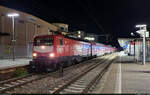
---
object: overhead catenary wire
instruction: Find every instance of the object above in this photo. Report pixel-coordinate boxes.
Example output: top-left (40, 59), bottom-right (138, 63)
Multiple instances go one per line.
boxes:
top-left (76, 0), bottom-right (105, 34)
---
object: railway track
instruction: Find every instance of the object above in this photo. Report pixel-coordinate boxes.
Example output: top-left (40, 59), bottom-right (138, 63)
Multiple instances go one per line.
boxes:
top-left (0, 73), bottom-right (42, 93)
top-left (51, 53), bottom-right (117, 94)
top-left (0, 65), bottom-right (29, 81)
top-left (0, 56), bottom-right (105, 93)
top-left (0, 53), bottom-right (117, 94)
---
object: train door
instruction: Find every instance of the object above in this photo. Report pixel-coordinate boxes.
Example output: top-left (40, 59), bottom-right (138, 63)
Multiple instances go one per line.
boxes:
top-left (59, 37), bottom-right (64, 57)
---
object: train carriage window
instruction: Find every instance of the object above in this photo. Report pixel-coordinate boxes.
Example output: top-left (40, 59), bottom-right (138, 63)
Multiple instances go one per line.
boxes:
top-left (60, 38), bottom-right (63, 45)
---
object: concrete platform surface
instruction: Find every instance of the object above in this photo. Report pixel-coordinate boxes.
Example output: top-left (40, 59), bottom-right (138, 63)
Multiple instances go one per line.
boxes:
top-left (0, 58), bottom-right (31, 70)
top-left (121, 63), bottom-right (150, 93)
top-left (92, 59), bottom-right (150, 93)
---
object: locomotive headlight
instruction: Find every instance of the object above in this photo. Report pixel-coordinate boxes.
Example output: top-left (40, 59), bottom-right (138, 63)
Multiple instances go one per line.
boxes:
top-left (41, 45), bottom-right (45, 49)
top-left (49, 53), bottom-right (55, 58)
top-left (33, 53), bottom-right (37, 57)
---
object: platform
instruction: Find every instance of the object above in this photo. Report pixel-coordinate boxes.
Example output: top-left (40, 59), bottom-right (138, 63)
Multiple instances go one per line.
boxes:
top-left (92, 55), bottom-right (150, 93)
top-left (0, 58), bottom-right (31, 70)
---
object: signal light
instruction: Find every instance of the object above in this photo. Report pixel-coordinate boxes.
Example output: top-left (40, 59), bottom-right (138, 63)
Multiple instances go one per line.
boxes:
top-left (49, 53), bottom-right (55, 58)
top-left (33, 53), bottom-right (37, 57)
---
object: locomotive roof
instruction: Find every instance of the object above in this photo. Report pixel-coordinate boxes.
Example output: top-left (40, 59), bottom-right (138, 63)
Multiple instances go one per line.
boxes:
top-left (34, 34), bottom-right (115, 48)
top-left (34, 34), bottom-right (91, 43)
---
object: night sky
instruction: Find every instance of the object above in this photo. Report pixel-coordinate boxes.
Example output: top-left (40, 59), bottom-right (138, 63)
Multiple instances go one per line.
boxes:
top-left (0, 0), bottom-right (150, 48)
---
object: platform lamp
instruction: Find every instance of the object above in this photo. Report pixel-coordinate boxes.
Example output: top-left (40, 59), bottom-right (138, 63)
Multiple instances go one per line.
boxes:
top-left (131, 32), bottom-right (136, 62)
top-left (7, 13), bottom-right (20, 61)
top-left (135, 24), bottom-right (147, 65)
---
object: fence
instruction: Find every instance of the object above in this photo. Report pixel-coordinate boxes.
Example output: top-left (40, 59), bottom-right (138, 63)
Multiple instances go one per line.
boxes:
top-left (128, 40), bottom-right (150, 62)
top-left (0, 44), bottom-right (32, 59)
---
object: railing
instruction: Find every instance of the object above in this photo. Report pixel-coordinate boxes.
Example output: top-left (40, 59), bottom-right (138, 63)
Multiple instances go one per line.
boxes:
top-left (0, 45), bottom-right (32, 59)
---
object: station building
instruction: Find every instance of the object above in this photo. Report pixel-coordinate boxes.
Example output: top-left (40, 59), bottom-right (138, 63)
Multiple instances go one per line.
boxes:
top-left (0, 5), bottom-right (68, 58)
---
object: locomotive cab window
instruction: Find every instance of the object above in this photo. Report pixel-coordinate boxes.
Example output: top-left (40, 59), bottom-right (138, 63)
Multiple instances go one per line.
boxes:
top-left (34, 37), bottom-right (53, 46)
top-left (60, 38), bottom-right (63, 45)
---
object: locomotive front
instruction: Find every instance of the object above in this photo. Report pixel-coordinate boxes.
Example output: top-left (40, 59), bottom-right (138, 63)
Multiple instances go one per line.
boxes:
top-left (29, 35), bottom-right (56, 72)
top-left (33, 36), bottom-right (55, 59)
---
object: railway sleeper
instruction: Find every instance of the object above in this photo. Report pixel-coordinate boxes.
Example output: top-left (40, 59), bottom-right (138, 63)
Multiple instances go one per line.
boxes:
top-left (76, 79), bottom-right (85, 82)
top-left (70, 84), bottom-right (86, 88)
top-left (63, 88), bottom-right (82, 93)
top-left (17, 80), bottom-right (25, 83)
top-left (22, 78), bottom-right (31, 81)
top-left (0, 87), bottom-right (5, 89)
top-left (10, 82), bottom-right (20, 85)
top-left (4, 84), bottom-right (14, 87)
top-left (59, 90), bottom-right (78, 94)
top-left (73, 82), bottom-right (86, 85)
top-left (67, 86), bottom-right (84, 90)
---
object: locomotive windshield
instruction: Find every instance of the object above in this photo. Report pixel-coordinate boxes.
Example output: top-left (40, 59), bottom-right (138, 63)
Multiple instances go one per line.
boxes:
top-left (34, 37), bottom-right (53, 46)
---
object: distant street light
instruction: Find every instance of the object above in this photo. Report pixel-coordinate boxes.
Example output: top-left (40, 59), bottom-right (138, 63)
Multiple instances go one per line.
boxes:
top-left (84, 37), bottom-right (95, 41)
top-left (135, 24), bottom-right (147, 65)
top-left (7, 13), bottom-right (20, 61)
top-left (131, 32), bottom-right (135, 36)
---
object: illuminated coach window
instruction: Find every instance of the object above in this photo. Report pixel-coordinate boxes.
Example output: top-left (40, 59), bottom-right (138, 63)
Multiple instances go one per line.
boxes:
top-left (60, 38), bottom-right (63, 45)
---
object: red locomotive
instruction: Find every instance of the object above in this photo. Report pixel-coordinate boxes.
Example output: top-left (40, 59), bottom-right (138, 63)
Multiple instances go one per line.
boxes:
top-left (29, 34), bottom-right (116, 72)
